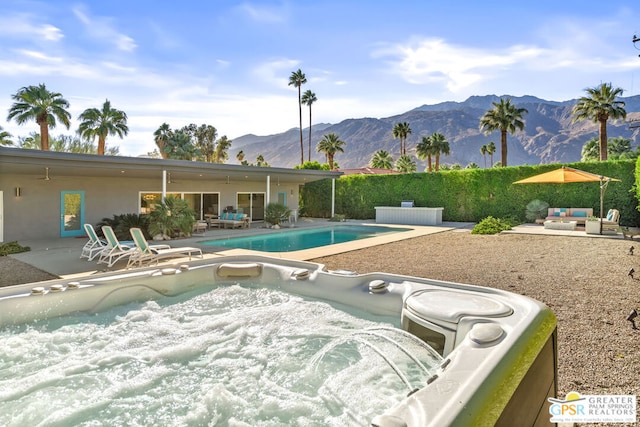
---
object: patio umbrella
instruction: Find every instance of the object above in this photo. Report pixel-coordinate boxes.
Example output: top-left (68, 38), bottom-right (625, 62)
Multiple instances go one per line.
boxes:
top-left (513, 166), bottom-right (620, 234)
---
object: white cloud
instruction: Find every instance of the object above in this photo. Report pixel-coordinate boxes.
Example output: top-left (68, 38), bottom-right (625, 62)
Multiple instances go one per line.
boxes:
top-left (373, 38), bottom-right (548, 93)
top-left (237, 2), bottom-right (289, 23)
top-left (0, 15), bottom-right (63, 42)
top-left (253, 58), bottom-right (300, 88)
top-left (39, 24), bottom-right (63, 41)
top-left (15, 49), bottom-right (64, 63)
top-left (72, 5), bottom-right (137, 52)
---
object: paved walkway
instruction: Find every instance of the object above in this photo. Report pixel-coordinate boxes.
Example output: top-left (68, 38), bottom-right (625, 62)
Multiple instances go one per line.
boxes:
top-left (8, 219), bottom-right (624, 281)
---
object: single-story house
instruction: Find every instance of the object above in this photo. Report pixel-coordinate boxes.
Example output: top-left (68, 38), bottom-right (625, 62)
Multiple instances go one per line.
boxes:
top-left (0, 147), bottom-right (342, 242)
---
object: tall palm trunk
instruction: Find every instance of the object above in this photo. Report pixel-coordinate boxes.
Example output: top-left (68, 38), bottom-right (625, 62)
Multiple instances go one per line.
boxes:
top-left (599, 118), bottom-right (608, 161)
top-left (308, 106), bottom-right (312, 162)
top-left (37, 116), bottom-right (49, 151)
top-left (500, 130), bottom-right (508, 167)
top-left (427, 155), bottom-right (433, 172)
top-left (298, 87), bottom-right (304, 165)
top-left (98, 135), bottom-right (106, 155)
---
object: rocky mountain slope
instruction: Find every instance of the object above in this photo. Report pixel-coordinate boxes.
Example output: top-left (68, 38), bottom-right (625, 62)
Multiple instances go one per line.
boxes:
top-left (230, 95), bottom-right (640, 169)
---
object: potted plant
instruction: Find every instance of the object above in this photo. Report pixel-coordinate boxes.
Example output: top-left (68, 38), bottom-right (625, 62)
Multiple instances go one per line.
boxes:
top-left (585, 216), bottom-right (600, 234)
top-left (265, 203), bottom-right (291, 229)
top-left (525, 199), bottom-right (549, 224)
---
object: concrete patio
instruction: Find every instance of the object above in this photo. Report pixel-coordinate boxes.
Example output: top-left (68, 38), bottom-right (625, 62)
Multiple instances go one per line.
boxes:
top-left (6, 219), bottom-right (626, 282)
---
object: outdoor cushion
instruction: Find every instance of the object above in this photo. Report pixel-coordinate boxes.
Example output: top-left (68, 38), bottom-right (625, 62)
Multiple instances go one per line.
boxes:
top-left (606, 210), bottom-right (614, 221)
top-left (573, 211), bottom-right (587, 217)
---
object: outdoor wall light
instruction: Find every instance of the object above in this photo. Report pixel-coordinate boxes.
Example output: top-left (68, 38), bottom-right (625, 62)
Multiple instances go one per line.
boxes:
top-left (15, 187), bottom-right (21, 197)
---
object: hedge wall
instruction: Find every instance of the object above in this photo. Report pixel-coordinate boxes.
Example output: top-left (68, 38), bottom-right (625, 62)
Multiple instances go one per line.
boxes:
top-left (300, 160), bottom-right (640, 227)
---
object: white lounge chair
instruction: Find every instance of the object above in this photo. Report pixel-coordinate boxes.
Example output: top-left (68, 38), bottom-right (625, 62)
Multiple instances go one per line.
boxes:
top-left (127, 227), bottom-right (203, 268)
top-left (97, 225), bottom-right (140, 267)
top-left (80, 224), bottom-right (107, 261)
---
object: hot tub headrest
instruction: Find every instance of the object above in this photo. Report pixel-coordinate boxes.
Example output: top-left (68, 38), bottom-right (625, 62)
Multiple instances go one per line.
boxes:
top-left (216, 263), bottom-right (263, 279)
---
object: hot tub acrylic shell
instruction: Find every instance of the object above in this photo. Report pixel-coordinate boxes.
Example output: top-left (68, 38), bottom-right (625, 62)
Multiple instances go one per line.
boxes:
top-left (0, 255), bottom-right (557, 427)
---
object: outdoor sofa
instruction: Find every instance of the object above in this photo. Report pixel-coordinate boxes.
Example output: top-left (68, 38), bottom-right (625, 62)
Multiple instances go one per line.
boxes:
top-left (545, 208), bottom-right (593, 225)
top-left (208, 212), bottom-right (250, 229)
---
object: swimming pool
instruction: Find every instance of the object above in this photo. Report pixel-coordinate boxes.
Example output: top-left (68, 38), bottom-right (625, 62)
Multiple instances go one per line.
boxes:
top-left (200, 225), bottom-right (411, 252)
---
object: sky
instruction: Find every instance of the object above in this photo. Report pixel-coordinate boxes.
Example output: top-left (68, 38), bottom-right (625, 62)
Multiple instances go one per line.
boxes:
top-left (1, 0), bottom-right (640, 157)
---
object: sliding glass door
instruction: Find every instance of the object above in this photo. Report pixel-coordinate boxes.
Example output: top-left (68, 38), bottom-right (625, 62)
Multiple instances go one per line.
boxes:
top-left (237, 192), bottom-right (265, 221)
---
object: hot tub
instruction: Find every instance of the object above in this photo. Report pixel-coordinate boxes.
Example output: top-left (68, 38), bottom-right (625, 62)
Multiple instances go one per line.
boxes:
top-left (0, 256), bottom-right (557, 426)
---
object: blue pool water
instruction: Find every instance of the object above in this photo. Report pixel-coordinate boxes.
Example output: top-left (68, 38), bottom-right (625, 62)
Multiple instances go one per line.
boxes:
top-left (200, 225), bottom-right (410, 252)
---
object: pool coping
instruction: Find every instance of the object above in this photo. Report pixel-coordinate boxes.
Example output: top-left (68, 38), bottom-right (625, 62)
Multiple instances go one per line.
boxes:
top-left (205, 221), bottom-right (472, 261)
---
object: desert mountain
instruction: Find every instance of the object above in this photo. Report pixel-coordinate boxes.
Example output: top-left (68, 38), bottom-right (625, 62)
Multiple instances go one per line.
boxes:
top-left (230, 95), bottom-right (640, 169)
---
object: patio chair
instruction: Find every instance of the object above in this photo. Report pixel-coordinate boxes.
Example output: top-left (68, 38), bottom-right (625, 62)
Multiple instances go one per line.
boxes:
top-left (601, 209), bottom-right (620, 232)
top-left (80, 224), bottom-right (107, 261)
top-left (97, 226), bottom-right (141, 267)
top-left (127, 227), bottom-right (203, 268)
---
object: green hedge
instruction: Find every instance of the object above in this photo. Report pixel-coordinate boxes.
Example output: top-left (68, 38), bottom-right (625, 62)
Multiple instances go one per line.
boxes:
top-left (301, 160), bottom-right (640, 226)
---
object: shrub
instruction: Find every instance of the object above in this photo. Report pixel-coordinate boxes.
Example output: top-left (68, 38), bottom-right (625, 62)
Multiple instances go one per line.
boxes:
top-left (471, 216), bottom-right (514, 235)
top-left (525, 199), bottom-right (549, 222)
top-left (265, 203), bottom-right (291, 226)
top-left (96, 213), bottom-right (150, 240)
top-left (0, 241), bottom-right (30, 256)
top-left (148, 196), bottom-right (196, 239)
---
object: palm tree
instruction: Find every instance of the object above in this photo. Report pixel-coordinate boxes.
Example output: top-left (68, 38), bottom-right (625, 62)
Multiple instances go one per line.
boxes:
top-left (213, 135), bottom-right (232, 164)
top-left (479, 98), bottom-right (528, 167)
top-left (0, 126), bottom-right (12, 146)
top-left (153, 123), bottom-right (172, 159)
top-left (255, 154), bottom-right (270, 167)
top-left (480, 144), bottom-right (488, 168)
top-left (487, 141), bottom-right (496, 166)
top-left (416, 135), bottom-right (435, 172)
top-left (316, 133), bottom-right (345, 170)
top-left (430, 132), bottom-right (450, 171)
top-left (7, 83), bottom-right (71, 151)
top-left (163, 130), bottom-right (200, 160)
top-left (288, 69), bottom-right (307, 165)
top-left (582, 136), bottom-right (634, 161)
top-left (581, 138), bottom-right (600, 161)
top-left (17, 132), bottom-right (40, 149)
top-left (236, 150), bottom-right (246, 164)
top-left (572, 82), bottom-right (626, 161)
top-left (395, 154), bottom-right (416, 173)
top-left (392, 122), bottom-right (412, 155)
top-left (77, 99), bottom-right (129, 155)
top-left (370, 150), bottom-right (394, 169)
top-left (194, 124), bottom-right (217, 162)
top-left (301, 90), bottom-right (317, 162)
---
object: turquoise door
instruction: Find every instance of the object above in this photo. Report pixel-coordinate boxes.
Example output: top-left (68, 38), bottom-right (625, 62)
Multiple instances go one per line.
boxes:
top-left (60, 191), bottom-right (85, 237)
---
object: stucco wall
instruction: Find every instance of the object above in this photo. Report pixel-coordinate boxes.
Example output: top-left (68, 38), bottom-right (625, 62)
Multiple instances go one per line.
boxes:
top-left (0, 174), bottom-right (299, 242)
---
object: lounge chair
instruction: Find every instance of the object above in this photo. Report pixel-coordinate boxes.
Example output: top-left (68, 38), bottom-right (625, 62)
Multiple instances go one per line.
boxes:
top-left (127, 227), bottom-right (203, 268)
top-left (80, 224), bottom-right (107, 261)
top-left (97, 225), bottom-right (142, 267)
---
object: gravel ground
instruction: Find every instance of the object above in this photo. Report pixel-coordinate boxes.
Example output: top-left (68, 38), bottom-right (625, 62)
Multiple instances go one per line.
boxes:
top-left (0, 256), bottom-right (58, 286)
top-left (2, 230), bottom-right (639, 425)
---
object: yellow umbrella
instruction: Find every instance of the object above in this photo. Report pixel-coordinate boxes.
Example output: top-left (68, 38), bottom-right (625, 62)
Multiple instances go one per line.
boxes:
top-left (514, 166), bottom-right (620, 234)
